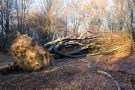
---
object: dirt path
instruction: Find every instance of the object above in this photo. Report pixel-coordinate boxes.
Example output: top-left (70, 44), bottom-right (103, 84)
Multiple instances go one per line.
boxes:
top-left (0, 52), bottom-right (135, 90)
top-left (0, 53), bottom-right (13, 67)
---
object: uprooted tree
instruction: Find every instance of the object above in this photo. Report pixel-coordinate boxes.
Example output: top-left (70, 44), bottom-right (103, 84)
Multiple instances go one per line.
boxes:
top-left (9, 31), bottom-right (133, 71)
top-left (0, 0), bottom-right (134, 72)
top-left (11, 35), bottom-right (53, 71)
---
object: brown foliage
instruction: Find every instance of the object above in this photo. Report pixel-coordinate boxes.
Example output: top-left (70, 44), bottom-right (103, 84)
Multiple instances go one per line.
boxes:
top-left (94, 32), bottom-right (132, 54)
top-left (11, 35), bottom-right (52, 71)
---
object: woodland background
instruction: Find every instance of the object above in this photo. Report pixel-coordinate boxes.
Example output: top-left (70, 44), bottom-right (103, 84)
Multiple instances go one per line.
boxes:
top-left (0, 0), bottom-right (135, 53)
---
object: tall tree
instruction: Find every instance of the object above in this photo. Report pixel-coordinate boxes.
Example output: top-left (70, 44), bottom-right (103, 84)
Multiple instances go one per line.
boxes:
top-left (0, 0), bottom-right (14, 52)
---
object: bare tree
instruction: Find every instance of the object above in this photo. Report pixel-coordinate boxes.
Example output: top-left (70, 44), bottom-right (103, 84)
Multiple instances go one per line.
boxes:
top-left (15, 0), bottom-right (32, 34)
top-left (0, 0), bottom-right (14, 52)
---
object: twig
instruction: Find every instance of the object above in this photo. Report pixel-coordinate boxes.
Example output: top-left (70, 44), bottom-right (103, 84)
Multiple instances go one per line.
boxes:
top-left (97, 70), bottom-right (121, 90)
top-left (78, 60), bottom-right (121, 90)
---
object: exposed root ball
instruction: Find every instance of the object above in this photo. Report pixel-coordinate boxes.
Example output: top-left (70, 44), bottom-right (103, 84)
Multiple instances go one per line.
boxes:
top-left (11, 35), bottom-right (32, 61)
top-left (11, 35), bottom-right (52, 71)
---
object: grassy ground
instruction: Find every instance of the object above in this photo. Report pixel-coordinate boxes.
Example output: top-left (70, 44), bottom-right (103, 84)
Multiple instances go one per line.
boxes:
top-left (0, 52), bottom-right (135, 90)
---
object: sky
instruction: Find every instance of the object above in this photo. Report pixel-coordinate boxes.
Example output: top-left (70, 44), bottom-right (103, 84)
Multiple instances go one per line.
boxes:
top-left (32, 0), bottom-right (114, 9)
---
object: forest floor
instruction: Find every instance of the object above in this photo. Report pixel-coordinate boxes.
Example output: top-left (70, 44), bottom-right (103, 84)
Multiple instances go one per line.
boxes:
top-left (0, 52), bottom-right (135, 90)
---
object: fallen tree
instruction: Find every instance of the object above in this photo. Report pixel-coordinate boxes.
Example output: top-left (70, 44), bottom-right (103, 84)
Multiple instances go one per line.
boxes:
top-left (1, 32), bottom-right (131, 71)
top-left (44, 32), bottom-right (132, 58)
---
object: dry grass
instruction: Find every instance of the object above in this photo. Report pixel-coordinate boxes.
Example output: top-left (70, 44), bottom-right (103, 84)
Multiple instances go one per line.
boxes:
top-left (92, 32), bottom-right (133, 55)
top-left (11, 35), bottom-right (52, 71)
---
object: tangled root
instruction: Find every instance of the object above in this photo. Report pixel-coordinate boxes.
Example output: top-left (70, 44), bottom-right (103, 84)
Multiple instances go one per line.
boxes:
top-left (11, 35), bottom-right (52, 71)
top-left (11, 35), bottom-right (32, 61)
